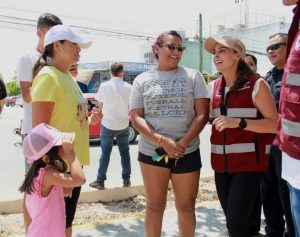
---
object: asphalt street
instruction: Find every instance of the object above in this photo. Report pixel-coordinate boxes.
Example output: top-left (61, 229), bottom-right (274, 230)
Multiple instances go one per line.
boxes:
top-left (0, 106), bottom-right (213, 202)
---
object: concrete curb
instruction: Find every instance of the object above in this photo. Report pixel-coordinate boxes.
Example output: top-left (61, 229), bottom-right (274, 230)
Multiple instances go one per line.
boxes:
top-left (78, 185), bottom-right (145, 203)
top-left (0, 185), bottom-right (146, 214)
top-left (0, 177), bottom-right (213, 214)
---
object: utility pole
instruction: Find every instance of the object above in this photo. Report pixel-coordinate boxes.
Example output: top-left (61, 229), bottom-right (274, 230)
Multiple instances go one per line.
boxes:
top-left (245, 0), bottom-right (249, 27)
top-left (199, 13), bottom-right (203, 73)
top-left (235, 0), bottom-right (249, 27)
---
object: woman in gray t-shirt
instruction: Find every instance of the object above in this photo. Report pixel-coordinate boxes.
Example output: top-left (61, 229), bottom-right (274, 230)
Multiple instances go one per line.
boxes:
top-left (129, 30), bottom-right (209, 236)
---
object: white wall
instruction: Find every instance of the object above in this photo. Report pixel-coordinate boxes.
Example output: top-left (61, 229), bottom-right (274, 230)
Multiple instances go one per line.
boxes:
top-left (210, 21), bottom-right (290, 76)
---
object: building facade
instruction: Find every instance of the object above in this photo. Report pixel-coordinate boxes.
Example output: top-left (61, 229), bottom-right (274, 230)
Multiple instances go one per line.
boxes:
top-left (207, 21), bottom-right (290, 75)
top-left (78, 61), bottom-right (155, 93)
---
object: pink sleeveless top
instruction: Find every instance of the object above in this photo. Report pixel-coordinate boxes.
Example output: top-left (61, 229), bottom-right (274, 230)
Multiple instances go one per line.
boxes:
top-left (26, 167), bottom-right (65, 237)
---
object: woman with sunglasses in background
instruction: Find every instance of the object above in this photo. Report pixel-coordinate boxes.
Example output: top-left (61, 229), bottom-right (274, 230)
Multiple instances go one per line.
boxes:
top-left (130, 30), bottom-right (210, 236)
top-left (204, 36), bottom-right (278, 237)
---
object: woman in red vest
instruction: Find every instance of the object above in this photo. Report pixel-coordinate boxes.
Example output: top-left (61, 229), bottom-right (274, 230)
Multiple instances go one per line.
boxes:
top-left (275, 0), bottom-right (300, 235)
top-left (204, 36), bottom-right (277, 237)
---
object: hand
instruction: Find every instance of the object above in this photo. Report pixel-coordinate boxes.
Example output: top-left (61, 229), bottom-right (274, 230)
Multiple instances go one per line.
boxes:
top-left (63, 187), bottom-right (73, 198)
top-left (212, 116), bottom-right (239, 132)
top-left (62, 133), bottom-right (76, 159)
top-left (161, 137), bottom-right (184, 159)
top-left (175, 140), bottom-right (187, 158)
top-left (89, 107), bottom-right (102, 125)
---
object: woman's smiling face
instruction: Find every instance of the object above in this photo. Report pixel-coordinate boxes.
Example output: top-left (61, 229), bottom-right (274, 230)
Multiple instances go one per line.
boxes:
top-left (156, 34), bottom-right (184, 71)
top-left (212, 44), bottom-right (240, 73)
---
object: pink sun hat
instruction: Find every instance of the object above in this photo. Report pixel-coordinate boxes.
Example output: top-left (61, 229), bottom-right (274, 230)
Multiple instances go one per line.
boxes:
top-left (23, 123), bottom-right (75, 164)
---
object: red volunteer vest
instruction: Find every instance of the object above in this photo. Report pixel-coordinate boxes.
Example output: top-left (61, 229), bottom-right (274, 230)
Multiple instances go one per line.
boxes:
top-left (211, 75), bottom-right (273, 173)
top-left (274, 29), bottom-right (300, 160)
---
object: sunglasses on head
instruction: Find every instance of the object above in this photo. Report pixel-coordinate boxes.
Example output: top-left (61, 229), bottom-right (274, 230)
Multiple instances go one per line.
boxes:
top-left (266, 43), bottom-right (287, 52)
top-left (162, 43), bottom-right (186, 52)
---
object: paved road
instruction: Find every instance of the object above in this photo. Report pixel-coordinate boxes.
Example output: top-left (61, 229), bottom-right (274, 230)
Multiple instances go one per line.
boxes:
top-left (72, 201), bottom-right (228, 237)
top-left (0, 106), bottom-right (213, 201)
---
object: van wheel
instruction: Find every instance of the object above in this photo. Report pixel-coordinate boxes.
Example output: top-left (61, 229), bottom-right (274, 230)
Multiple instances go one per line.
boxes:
top-left (128, 124), bottom-right (138, 144)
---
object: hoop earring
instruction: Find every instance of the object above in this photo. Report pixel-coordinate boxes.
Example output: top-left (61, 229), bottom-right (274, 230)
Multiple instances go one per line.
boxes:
top-left (46, 56), bottom-right (52, 65)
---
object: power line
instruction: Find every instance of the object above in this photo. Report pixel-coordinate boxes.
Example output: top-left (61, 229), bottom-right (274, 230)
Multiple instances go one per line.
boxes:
top-left (0, 4), bottom-right (195, 37)
top-left (0, 19), bottom-right (35, 27)
top-left (0, 5), bottom-right (171, 38)
top-left (0, 13), bottom-right (157, 40)
top-left (0, 14), bottom-right (36, 23)
top-left (71, 25), bottom-right (153, 39)
top-left (0, 8), bottom-right (279, 53)
top-left (0, 5), bottom-right (42, 15)
top-left (0, 14), bottom-right (204, 44)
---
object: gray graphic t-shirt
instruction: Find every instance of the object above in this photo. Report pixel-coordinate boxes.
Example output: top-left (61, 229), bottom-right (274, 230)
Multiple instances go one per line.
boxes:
top-left (129, 66), bottom-right (209, 156)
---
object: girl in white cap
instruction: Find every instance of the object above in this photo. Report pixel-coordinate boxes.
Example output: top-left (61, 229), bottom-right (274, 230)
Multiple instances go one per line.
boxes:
top-left (204, 36), bottom-right (277, 237)
top-left (19, 123), bottom-right (85, 237)
top-left (30, 25), bottom-right (101, 237)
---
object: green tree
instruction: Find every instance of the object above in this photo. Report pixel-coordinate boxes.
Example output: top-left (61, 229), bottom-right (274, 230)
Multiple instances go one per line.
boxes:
top-left (6, 77), bottom-right (20, 96)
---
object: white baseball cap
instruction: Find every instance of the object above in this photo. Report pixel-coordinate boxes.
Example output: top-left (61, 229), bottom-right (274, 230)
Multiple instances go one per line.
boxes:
top-left (44, 25), bottom-right (92, 49)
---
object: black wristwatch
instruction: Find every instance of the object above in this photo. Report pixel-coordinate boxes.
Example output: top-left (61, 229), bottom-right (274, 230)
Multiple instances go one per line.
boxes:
top-left (239, 118), bottom-right (247, 130)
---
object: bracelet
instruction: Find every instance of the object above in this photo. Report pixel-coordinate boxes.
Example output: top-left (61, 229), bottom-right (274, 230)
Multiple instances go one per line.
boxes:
top-left (157, 135), bottom-right (163, 147)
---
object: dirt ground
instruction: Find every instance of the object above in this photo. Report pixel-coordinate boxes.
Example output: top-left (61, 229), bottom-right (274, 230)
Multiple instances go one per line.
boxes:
top-left (0, 178), bottom-right (218, 237)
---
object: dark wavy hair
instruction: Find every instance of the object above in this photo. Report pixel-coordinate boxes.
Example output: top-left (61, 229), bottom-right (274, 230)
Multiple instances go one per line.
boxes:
top-left (245, 53), bottom-right (257, 66)
top-left (19, 146), bottom-right (67, 195)
top-left (230, 59), bottom-right (254, 91)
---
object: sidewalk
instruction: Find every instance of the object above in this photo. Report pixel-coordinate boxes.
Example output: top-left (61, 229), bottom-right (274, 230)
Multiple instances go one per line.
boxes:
top-left (72, 201), bottom-right (227, 237)
top-left (10, 201), bottom-right (228, 237)
top-left (72, 199), bottom-right (266, 237)
top-left (10, 198), bottom-right (267, 237)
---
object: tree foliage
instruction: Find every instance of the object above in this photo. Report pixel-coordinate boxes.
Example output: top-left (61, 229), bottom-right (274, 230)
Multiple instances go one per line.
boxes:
top-left (6, 77), bottom-right (20, 96)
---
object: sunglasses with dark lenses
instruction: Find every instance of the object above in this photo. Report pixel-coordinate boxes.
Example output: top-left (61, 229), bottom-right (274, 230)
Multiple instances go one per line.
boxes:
top-left (266, 43), bottom-right (287, 52)
top-left (163, 43), bottom-right (186, 52)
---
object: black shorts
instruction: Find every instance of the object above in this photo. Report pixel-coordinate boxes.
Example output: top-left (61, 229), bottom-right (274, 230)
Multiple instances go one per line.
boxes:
top-left (65, 185), bottom-right (81, 228)
top-left (138, 148), bottom-right (202, 174)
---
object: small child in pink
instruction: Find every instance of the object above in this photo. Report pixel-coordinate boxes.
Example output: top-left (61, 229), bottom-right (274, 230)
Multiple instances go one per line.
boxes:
top-left (19, 123), bottom-right (86, 237)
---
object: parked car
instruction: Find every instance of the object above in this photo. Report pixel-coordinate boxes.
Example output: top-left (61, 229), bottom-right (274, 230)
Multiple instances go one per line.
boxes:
top-left (4, 96), bottom-right (19, 107)
top-left (83, 93), bottom-right (138, 144)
